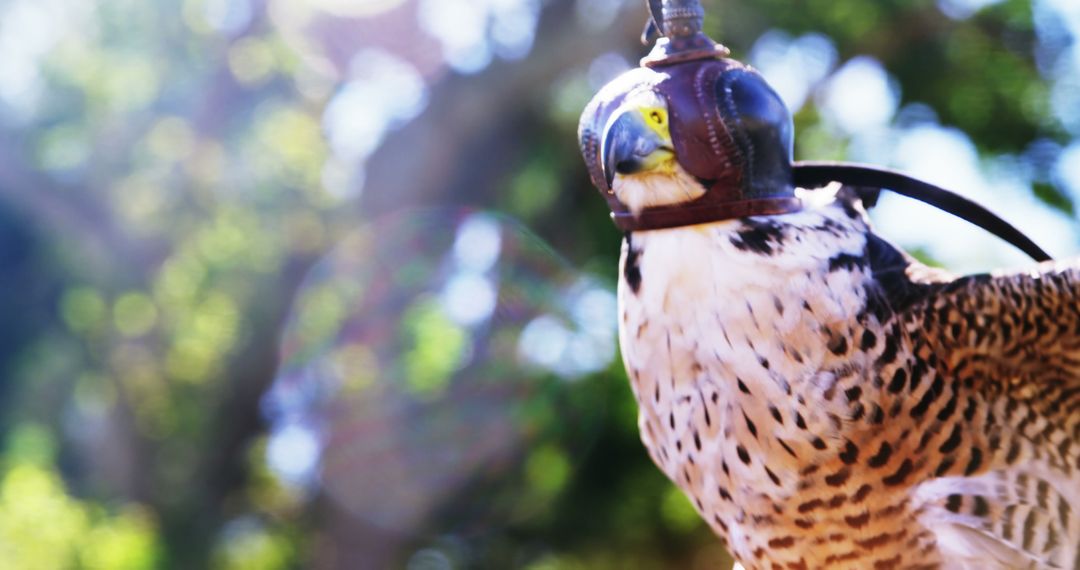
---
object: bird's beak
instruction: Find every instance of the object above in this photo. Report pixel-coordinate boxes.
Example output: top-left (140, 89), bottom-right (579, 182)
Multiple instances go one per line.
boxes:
top-left (601, 111), bottom-right (672, 189)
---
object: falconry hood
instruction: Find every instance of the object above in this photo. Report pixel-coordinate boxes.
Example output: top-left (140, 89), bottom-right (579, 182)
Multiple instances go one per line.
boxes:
top-left (578, 0), bottom-right (1052, 262)
top-left (578, 0), bottom-right (801, 232)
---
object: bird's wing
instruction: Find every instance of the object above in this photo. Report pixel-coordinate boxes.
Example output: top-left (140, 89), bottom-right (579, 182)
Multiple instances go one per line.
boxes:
top-left (915, 458), bottom-right (1074, 569)
top-left (919, 262), bottom-right (1080, 386)
top-left (900, 260), bottom-right (1080, 568)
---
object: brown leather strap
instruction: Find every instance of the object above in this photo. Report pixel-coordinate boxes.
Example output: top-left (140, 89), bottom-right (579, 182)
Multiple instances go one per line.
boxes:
top-left (611, 196), bottom-right (803, 231)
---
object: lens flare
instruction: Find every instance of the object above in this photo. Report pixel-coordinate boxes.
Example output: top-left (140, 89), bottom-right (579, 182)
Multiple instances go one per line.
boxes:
top-left (267, 209), bottom-right (615, 536)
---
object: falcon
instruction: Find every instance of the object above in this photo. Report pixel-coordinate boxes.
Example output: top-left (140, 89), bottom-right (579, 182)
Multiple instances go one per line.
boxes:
top-left (578, 2), bottom-right (1080, 569)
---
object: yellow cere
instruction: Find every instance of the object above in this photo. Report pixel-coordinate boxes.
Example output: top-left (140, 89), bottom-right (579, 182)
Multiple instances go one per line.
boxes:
top-left (640, 106), bottom-right (671, 141)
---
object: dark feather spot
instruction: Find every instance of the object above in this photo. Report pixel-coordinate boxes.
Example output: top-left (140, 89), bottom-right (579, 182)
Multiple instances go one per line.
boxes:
top-left (828, 252), bottom-right (865, 273)
top-left (731, 220), bottom-right (785, 255)
top-left (972, 495), bottom-right (990, 517)
top-left (962, 397), bottom-right (977, 422)
top-left (877, 336), bottom-right (898, 366)
top-left (844, 386), bottom-right (862, 403)
top-left (768, 536), bottom-right (796, 549)
top-left (778, 438), bottom-right (798, 458)
top-left (935, 456), bottom-right (955, 477)
top-left (737, 445), bottom-right (751, 465)
top-left (840, 440), bottom-right (859, 464)
top-left (872, 555), bottom-right (902, 570)
top-left (916, 430), bottom-right (935, 453)
top-left (1022, 507), bottom-right (1037, 551)
top-left (844, 511), bottom-right (870, 529)
top-left (868, 442), bottom-right (893, 468)
top-left (887, 368), bottom-right (907, 393)
top-left (936, 393), bottom-right (958, 421)
top-left (964, 448), bottom-right (983, 475)
top-left (860, 330), bottom-right (877, 350)
top-left (882, 459), bottom-right (913, 486)
top-left (623, 234), bottom-right (642, 294)
top-left (737, 378), bottom-right (751, 395)
top-left (1005, 440), bottom-right (1021, 464)
top-left (909, 375), bottom-right (944, 418)
top-left (825, 468), bottom-right (851, 486)
top-left (743, 412), bottom-right (758, 438)
top-left (938, 424), bottom-right (962, 453)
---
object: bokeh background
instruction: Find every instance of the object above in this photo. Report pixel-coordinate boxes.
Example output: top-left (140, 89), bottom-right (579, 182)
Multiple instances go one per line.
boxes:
top-left (2, 0), bottom-right (1079, 568)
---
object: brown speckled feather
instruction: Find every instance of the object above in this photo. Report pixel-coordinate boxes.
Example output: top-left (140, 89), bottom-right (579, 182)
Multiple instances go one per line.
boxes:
top-left (618, 187), bottom-right (1080, 570)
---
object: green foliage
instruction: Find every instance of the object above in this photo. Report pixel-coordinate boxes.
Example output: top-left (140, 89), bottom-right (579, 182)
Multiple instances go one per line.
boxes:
top-left (0, 427), bottom-right (160, 569)
top-left (401, 298), bottom-right (467, 399)
top-left (211, 522), bottom-right (294, 570)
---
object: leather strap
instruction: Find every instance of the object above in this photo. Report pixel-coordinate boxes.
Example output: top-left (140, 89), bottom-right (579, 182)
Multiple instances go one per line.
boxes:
top-left (612, 196), bottom-right (802, 231)
top-left (614, 160), bottom-right (1051, 264)
top-left (793, 161), bottom-right (1052, 262)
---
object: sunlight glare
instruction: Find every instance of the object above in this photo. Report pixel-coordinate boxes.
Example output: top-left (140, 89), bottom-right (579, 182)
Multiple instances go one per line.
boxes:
top-left (441, 273), bottom-right (498, 326)
top-left (453, 214), bottom-right (503, 273)
top-left (323, 49), bottom-right (428, 164)
top-left (750, 31), bottom-right (836, 113)
top-left (1054, 141), bottom-right (1080, 204)
top-left (267, 423), bottom-right (321, 486)
top-left (519, 315), bottom-right (570, 370)
top-left (204, 0), bottom-right (253, 34)
top-left (306, 0), bottom-right (406, 18)
top-left (817, 56), bottom-right (898, 135)
top-left (0, 0), bottom-right (88, 121)
top-left (937, 0), bottom-right (1004, 20)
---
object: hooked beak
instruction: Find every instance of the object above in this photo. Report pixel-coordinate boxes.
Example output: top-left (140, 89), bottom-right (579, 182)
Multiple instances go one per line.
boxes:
top-left (601, 111), bottom-right (673, 189)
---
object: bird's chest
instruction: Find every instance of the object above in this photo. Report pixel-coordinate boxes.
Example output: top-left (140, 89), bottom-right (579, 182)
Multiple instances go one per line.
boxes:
top-left (617, 224), bottom-right (860, 472)
top-left (616, 222), bottom-right (925, 566)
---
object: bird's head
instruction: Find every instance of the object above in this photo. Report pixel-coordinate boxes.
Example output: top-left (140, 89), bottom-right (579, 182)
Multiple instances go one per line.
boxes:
top-left (579, 60), bottom-right (801, 231)
top-left (600, 89), bottom-right (706, 214)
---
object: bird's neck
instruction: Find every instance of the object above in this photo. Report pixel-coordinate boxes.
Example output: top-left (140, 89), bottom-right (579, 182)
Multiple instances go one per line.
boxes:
top-left (613, 164), bottom-right (707, 215)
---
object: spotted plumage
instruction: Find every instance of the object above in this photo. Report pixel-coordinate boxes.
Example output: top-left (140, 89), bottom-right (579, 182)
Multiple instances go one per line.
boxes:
top-left (617, 186), bottom-right (1080, 569)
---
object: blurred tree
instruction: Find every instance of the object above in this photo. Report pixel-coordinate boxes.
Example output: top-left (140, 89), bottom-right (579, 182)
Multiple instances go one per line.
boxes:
top-left (0, 0), bottom-right (1077, 568)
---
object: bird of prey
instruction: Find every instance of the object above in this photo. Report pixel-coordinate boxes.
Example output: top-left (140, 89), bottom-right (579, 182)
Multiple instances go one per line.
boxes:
top-left (578, 3), bottom-right (1079, 569)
